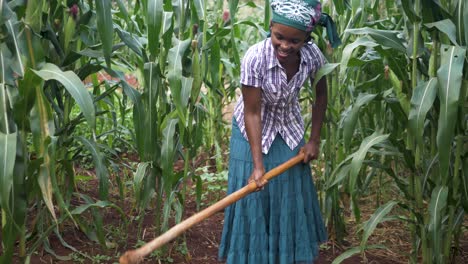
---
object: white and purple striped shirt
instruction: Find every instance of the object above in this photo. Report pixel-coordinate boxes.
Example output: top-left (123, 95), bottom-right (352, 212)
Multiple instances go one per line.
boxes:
top-left (234, 38), bottom-right (326, 154)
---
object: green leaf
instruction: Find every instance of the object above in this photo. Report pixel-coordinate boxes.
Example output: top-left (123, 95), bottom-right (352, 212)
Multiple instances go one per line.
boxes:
top-left (332, 245), bottom-right (386, 264)
top-left (76, 136), bottom-right (109, 200)
top-left (401, 0), bottom-right (421, 23)
top-left (0, 131), bottom-right (16, 213)
top-left (341, 93), bottom-right (377, 149)
top-left (264, 0), bottom-right (271, 30)
top-left (115, 0), bottom-right (129, 22)
top-left (115, 26), bottom-right (143, 57)
top-left (168, 38), bottom-right (191, 121)
top-left (408, 78), bottom-right (438, 144)
top-left (428, 186), bottom-right (448, 259)
top-left (349, 132), bottom-right (389, 221)
top-left (436, 45), bottom-right (466, 184)
top-left (462, 157), bottom-right (468, 211)
top-left (345, 27), bottom-right (406, 53)
top-left (229, 0), bottom-right (239, 23)
top-left (312, 63), bottom-right (340, 89)
top-left (191, 44), bottom-right (202, 100)
top-left (388, 68), bottom-right (410, 114)
top-left (168, 38), bottom-right (192, 77)
top-left (24, 0), bottom-right (44, 33)
top-left (161, 117), bottom-right (178, 178)
top-left (360, 201), bottom-right (397, 249)
top-left (147, 0), bottom-right (164, 56)
top-left (95, 0), bottom-right (114, 67)
top-left (193, 0), bottom-right (205, 20)
top-left (328, 163), bottom-right (352, 188)
top-left (141, 62), bottom-right (160, 160)
top-left (0, 0), bottom-right (14, 23)
top-left (30, 77), bottom-right (57, 222)
top-left (425, 19), bottom-right (458, 46)
top-left (33, 63), bottom-right (96, 130)
top-left (463, 0), bottom-right (468, 45)
top-left (133, 162), bottom-right (150, 203)
top-left (5, 19), bottom-right (24, 76)
top-left (71, 200), bottom-right (116, 215)
top-left (340, 36), bottom-right (379, 77)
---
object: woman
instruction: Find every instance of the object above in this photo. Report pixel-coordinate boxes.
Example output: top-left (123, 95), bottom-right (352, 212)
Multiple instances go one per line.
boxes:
top-left (218, 0), bottom-right (340, 263)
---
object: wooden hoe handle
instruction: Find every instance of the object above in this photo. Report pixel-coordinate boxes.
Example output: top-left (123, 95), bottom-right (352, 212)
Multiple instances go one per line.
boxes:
top-left (119, 151), bottom-right (305, 264)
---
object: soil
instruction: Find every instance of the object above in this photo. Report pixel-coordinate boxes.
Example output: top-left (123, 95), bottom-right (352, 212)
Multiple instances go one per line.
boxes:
top-left (7, 169), bottom-right (468, 264)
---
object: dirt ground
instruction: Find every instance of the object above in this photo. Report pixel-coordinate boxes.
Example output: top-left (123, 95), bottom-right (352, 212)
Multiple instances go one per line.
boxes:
top-left (7, 173), bottom-right (467, 264)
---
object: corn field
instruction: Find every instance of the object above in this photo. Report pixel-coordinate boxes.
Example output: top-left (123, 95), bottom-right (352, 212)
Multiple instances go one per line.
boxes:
top-left (0, 0), bottom-right (466, 263)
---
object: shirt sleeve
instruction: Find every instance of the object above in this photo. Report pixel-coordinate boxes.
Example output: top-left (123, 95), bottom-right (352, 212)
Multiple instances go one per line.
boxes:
top-left (240, 43), bottom-right (263, 88)
top-left (308, 43), bottom-right (327, 79)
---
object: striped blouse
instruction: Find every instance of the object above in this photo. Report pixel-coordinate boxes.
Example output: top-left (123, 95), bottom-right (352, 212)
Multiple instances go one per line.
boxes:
top-left (233, 38), bottom-right (326, 154)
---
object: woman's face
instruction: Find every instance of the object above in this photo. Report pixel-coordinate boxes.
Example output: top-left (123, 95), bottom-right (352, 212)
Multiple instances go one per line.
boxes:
top-left (270, 22), bottom-right (308, 64)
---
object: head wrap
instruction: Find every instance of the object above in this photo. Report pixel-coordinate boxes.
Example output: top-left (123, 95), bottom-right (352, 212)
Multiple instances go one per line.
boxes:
top-left (271, 0), bottom-right (342, 48)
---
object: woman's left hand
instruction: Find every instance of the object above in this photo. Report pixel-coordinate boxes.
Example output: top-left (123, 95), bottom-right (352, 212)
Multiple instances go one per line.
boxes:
top-left (301, 140), bottom-right (320, 163)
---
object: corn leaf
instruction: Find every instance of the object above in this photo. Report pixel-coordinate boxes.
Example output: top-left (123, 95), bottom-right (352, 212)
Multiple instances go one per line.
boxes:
top-left (76, 136), bottom-right (109, 200)
top-left (133, 162), bottom-right (150, 204)
top-left (264, 0), bottom-right (271, 30)
top-left (95, 0), bottom-right (113, 67)
top-left (141, 62), bottom-right (160, 161)
top-left (0, 49), bottom-right (9, 131)
top-left (349, 132), bottom-right (389, 221)
top-left (332, 245), bottom-right (386, 264)
top-left (340, 36), bottom-right (378, 77)
top-left (0, 131), bottom-right (16, 213)
top-left (30, 78), bottom-right (57, 222)
top-left (71, 200), bottom-right (124, 217)
top-left (33, 63), bottom-right (96, 130)
top-left (345, 27), bottom-right (406, 53)
top-left (115, 26), bottom-right (144, 57)
top-left (147, 0), bottom-right (163, 56)
top-left (341, 93), bottom-right (377, 149)
top-left (463, 154), bottom-right (468, 211)
top-left (328, 163), bottom-right (351, 188)
top-left (0, 0), bottom-right (14, 23)
top-left (312, 63), bottom-right (340, 89)
top-left (436, 45), bottom-right (465, 184)
top-left (428, 186), bottom-right (448, 261)
top-left (425, 19), bottom-right (458, 46)
top-left (191, 44), bottom-right (202, 100)
top-left (360, 201), bottom-right (397, 250)
top-left (6, 19), bottom-right (24, 76)
top-left (408, 78), bottom-right (438, 144)
top-left (115, 0), bottom-right (129, 22)
top-left (456, 0), bottom-right (467, 45)
top-left (24, 0), bottom-right (44, 33)
top-left (229, 0), bottom-right (239, 23)
top-left (161, 117), bottom-right (178, 178)
top-left (401, 0), bottom-right (421, 23)
top-left (192, 0), bottom-right (205, 21)
top-left (168, 38), bottom-right (191, 121)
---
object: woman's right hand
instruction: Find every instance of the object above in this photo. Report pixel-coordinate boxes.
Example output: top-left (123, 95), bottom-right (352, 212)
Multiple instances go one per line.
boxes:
top-left (248, 167), bottom-right (267, 191)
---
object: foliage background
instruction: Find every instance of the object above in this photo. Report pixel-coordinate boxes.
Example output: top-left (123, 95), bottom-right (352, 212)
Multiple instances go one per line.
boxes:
top-left (0, 0), bottom-right (466, 263)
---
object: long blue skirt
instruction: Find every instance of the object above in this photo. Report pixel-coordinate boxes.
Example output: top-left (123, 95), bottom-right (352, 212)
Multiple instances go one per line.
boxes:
top-left (218, 120), bottom-right (327, 264)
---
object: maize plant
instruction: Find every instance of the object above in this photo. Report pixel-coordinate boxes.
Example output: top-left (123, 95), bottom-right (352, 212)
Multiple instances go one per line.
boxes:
top-left (305, 0), bottom-right (467, 263)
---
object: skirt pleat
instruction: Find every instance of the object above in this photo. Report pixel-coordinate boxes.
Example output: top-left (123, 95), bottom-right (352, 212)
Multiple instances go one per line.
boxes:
top-left (218, 120), bottom-right (327, 264)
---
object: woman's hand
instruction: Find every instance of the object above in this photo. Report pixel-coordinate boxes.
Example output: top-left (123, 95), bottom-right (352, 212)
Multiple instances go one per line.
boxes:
top-left (248, 167), bottom-right (267, 191)
top-left (301, 140), bottom-right (320, 163)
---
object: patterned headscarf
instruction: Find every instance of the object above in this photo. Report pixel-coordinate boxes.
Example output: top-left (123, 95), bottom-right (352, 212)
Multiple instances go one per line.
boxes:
top-left (271, 0), bottom-right (342, 48)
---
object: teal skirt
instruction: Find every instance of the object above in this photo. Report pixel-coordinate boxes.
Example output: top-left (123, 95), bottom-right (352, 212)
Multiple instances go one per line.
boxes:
top-left (218, 120), bottom-right (327, 264)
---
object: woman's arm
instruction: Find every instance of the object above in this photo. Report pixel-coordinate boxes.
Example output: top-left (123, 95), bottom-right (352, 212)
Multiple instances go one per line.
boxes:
top-left (302, 76), bottom-right (328, 163)
top-left (242, 85), bottom-right (267, 189)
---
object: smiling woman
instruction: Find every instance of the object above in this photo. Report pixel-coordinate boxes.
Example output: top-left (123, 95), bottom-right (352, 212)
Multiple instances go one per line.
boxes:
top-left (217, 1), bottom-right (341, 263)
